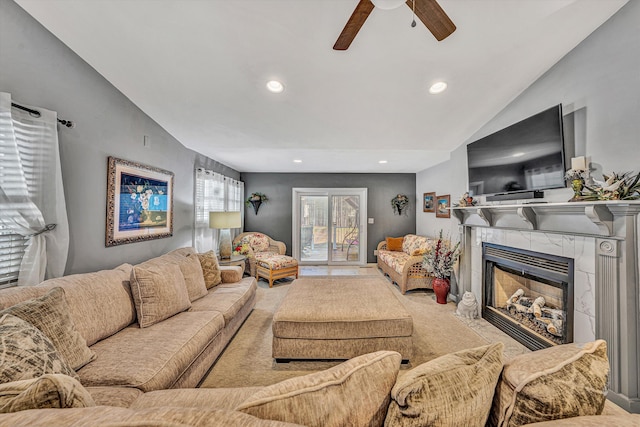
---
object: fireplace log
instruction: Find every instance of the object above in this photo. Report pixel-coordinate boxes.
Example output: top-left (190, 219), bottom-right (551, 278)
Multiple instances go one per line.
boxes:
top-left (528, 296), bottom-right (546, 318)
top-left (540, 307), bottom-right (564, 320)
top-left (508, 289), bottom-right (525, 304)
top-left (546, 319), bottom-right (563, 336)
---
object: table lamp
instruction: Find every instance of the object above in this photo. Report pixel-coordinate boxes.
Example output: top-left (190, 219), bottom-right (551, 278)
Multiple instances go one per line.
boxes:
top-left (209, 211), bottom-right (241, 259)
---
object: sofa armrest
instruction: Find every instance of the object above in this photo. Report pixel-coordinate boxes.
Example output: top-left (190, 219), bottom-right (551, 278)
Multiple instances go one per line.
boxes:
top-left (377, 241), bottom-right (388, 251)
top-left (220, 266), bottom-right (243, 283)
top-left (402, 256), bottom-right (430, 277)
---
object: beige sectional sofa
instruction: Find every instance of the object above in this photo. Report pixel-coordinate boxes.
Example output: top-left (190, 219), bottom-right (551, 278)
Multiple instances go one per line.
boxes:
top-left (377, 234), bottom-right (436, 293)
top-left (0, 247), bottom-right (256, 396)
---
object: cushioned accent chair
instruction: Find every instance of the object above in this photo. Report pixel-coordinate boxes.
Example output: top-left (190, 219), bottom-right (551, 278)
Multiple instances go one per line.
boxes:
top-left (233, 232), bottom-right (299, 288)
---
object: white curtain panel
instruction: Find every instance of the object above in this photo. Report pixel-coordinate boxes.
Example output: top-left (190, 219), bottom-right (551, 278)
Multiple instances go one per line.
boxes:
top-left (0, 92), bottom-right (70, 286)
top-left (194, 168), bottom-right (244, 253)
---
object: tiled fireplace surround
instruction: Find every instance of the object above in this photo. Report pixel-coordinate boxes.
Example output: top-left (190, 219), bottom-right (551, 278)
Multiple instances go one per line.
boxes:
top-left (452, 201), bottom-right (640, 413)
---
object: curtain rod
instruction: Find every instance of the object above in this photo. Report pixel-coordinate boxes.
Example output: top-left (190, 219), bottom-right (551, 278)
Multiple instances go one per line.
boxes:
top-left (11, 102), bottom-right (75, 128)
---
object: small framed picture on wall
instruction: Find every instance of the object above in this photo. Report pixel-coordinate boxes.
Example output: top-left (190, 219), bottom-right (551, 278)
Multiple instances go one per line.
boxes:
top-left (423, 192), bottom-right (436, 212)
top-left (435, 194), bottom-right (451, 218)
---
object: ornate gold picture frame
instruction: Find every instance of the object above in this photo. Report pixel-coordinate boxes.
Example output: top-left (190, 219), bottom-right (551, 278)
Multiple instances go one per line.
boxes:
top-left (105, 156), bottom-right (174, 247)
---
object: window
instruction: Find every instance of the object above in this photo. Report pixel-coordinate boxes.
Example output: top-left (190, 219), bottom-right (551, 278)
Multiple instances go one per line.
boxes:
top-left (0, 226), bottom-right (28, 288)
top-left (194, 168), bottom-right (244, 253)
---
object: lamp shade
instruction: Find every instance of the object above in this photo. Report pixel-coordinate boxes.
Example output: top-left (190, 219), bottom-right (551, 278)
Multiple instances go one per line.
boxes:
top-left (371, 0), bottom-right (405, 10)
top-left (209, 211), bottom-right (241, 229)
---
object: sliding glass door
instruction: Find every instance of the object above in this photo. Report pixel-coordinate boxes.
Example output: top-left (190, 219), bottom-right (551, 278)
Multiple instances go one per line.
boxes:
top-left (293, 188), bottom-right (367, 266)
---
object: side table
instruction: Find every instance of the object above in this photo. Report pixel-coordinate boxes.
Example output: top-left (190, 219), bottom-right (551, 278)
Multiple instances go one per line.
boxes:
top-left (218, 254), bottom-right (247, 270)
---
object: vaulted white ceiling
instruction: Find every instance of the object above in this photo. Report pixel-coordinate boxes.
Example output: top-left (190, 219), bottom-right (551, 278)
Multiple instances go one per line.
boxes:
top-left (15, 0), bottom-right (627, 173)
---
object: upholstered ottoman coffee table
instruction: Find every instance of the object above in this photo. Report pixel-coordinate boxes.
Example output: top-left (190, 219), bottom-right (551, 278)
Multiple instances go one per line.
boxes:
top-left (272, 276), bottom-right (413, 362)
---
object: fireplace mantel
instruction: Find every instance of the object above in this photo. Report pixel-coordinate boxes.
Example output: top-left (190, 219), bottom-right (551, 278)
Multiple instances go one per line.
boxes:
top-left (451, 201), bottom-right (640, 237)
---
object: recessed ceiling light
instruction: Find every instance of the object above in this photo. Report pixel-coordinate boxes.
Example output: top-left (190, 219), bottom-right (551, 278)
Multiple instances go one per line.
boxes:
top-left (512, 152), bottom-right (525, 157)
top-left (266, 80), bottom-right (285, 93)
top-left (293, 159), bottom-right (302, 163)
top-left (379, 160), bottom-right (388, 164)
top-left (428, 81), bottom-right (448, 94)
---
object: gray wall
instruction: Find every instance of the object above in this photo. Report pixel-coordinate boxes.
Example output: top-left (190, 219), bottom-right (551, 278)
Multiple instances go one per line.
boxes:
top-left (242, 173), bottom-right (416, 263)
top-left (417, 0), bottom-right (640, 235)
top-left (0, 0), bottom-right (239, 275)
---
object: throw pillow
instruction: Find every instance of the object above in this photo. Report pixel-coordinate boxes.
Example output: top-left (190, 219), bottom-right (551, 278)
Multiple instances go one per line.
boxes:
top-left (0, 287), bottom-right (96, 371)
top-left (237, 350), bottom-right (402, 427)
top-left (197, 250), bottom-right (222, 288)
top-left (385, 342), bottom-right (504, 427)
top-left (0, 314), bottom-right (78, 383)
top-left (165, 248), bottom-right (209, 301)
top-left (386, 237), bottom-right (404, 252)
top-left (0, 374), bottom-right (95, 413)
top-left (130, 263), bottom-right (191, 328)
top-left (489, 340), bottom-right (609, 427)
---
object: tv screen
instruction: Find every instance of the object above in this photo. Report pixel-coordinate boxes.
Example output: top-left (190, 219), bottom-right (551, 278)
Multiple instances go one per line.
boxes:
top-left (466, 105), bottom-right (565, 197)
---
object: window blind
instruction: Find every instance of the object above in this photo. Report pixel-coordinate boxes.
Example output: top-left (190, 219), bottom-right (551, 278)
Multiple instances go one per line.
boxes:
top-left (0, 225), bottom-right (28, 287)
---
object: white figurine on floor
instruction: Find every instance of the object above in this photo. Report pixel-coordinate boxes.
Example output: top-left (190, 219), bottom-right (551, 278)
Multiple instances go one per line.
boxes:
top-left (456, 291), bottom-right (479, 319)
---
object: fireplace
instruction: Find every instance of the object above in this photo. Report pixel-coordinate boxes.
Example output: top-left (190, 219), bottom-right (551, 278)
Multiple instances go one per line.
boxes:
top-left (482, 243), bottom-right (574, 350)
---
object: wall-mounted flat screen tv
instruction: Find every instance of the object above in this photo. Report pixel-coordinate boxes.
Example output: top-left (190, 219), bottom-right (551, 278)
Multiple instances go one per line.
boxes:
top-left (466, 104), bottom-right (565, 197)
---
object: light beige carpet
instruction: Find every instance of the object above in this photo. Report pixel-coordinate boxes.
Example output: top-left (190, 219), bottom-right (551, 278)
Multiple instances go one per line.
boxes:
top-left (200, 274), bottom-right (489, 388)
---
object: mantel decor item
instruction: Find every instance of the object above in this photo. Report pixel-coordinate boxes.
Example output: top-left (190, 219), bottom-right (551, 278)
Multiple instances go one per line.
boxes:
top-left (582, 171), bottom-right (640, 201)
top-left (565, 166), bottom-right (588, 203)
top-left (246, 192), bottom-right (268, 215)
top-left (209, 211), bottom-right (242, 259)
top-left (456, 192), bottom-right (476, 207)
top-left (422, 230), bottom-right (461, 304)
top-left (391, 194), bottom-right (409, 215)
top-left (435, 195), bottom-right (451, 218)
top-left (423, 192), bottom-right (436, 213)
top-left (106, 156), bottom-right (174, 247)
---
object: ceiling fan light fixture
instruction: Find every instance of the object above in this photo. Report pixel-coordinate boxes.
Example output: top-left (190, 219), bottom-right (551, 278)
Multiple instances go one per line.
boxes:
top-left (266, 80), bottom-right (285, 93)
top-left (428, 81), bottom-right (448, 94)
top-left (371, 0), bottom-right (406, 10)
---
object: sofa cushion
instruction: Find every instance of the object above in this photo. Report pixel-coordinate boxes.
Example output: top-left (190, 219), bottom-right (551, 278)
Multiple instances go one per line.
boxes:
top-left (377, 250), bottom-right (410, 274)
top-left (386, 237), bottom-right (404, 252)
top-left (0, 287), bottom-right (96, 371)
top-left (0, 314), bottom-right (78, 383)
top-left (190, 278), bottom-right (257, 325)
top-left (35, 264), bottom-right (136, 346)
top-left (198, 250), bottom-right (223, 288)
top-left (237, 350), bottom-right (402, 427)
top-left (220, 265), bottom-right (243, 283)
top-left (0, 406), bottom-right (306, 426)
top-left (385, 342), bottom-right (504, 427)
top-left (0, 374), bottom-right (95, 413)
top-left (165, 248), bottom-right (209, 301)
top-left (86, 386), bottom-right (144, 407)
top-left (401, 234), bottom-right (431, 256)
top-left (77, 311), bottom-right (225, 392)
top-left (490, 340), bottom-right (609, 427)
top-left (130, 263), bottom-right (192, 328)
top-left (131, 387), bottom-right (263, 411)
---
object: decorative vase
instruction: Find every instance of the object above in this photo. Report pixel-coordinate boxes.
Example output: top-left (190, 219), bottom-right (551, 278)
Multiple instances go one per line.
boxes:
top-left (250, 200), bottom-right (262, 215)
top-left (432, 277), bottom-right (450, 304)
top-left (569, 179), bottom-right (583, 202)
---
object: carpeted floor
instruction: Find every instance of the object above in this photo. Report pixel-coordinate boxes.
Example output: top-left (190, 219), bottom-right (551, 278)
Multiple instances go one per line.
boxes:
top-left (200, 272), bottom-right (490, 388)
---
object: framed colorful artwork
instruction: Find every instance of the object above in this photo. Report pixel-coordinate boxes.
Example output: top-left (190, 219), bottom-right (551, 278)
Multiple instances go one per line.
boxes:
top-left (423, 192), bottom-right (436, 212)
top-left (105, 156), bottom-right (174, 247)
top-left (435, 194), bottom-right (451, 218)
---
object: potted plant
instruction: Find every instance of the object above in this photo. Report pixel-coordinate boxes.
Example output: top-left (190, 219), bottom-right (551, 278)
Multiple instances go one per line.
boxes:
top-left (246, 192), bottom-right (268, 214)
top-left (422, 230), bottom-right (461, 304)
top-left (391, 194), bottom-right (409, 215)
top-left (582, 171), bottom-right (640, 201)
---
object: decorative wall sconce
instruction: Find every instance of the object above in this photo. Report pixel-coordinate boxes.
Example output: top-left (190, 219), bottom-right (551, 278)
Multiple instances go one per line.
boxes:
top-left (246, 192), bottom-right (268, 215)
top-left (391, 194), bottom-right (409, 216)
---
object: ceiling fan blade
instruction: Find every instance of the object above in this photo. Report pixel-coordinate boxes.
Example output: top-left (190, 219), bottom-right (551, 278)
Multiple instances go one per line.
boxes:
top-left (407, 0), bottom-right (456, 41)
top-left (333, 0), bottom-right (375, 50)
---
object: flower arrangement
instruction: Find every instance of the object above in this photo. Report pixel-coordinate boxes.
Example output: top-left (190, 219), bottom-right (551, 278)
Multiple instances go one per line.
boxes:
top-left (391, 194), bottom-right (409, 215)
top-left (245, 192), bottom-right (268, 205)
top-left (422, 230), bottom-right (461, 279)
top-left (582, 171), bottom-right (640, 201)
top-left (564, 169), bottom-right (588, 181)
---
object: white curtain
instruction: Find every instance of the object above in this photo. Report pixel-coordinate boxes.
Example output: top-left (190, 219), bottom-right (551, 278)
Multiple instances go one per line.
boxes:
top-left (194, 168), bottom-right (244, 253)
top-left (0, 92), bottom-right (69, 286)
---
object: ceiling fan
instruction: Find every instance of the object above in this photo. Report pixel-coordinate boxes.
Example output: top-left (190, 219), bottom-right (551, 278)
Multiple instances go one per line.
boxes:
top-left (333, 0), bottom-right (456, 50)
